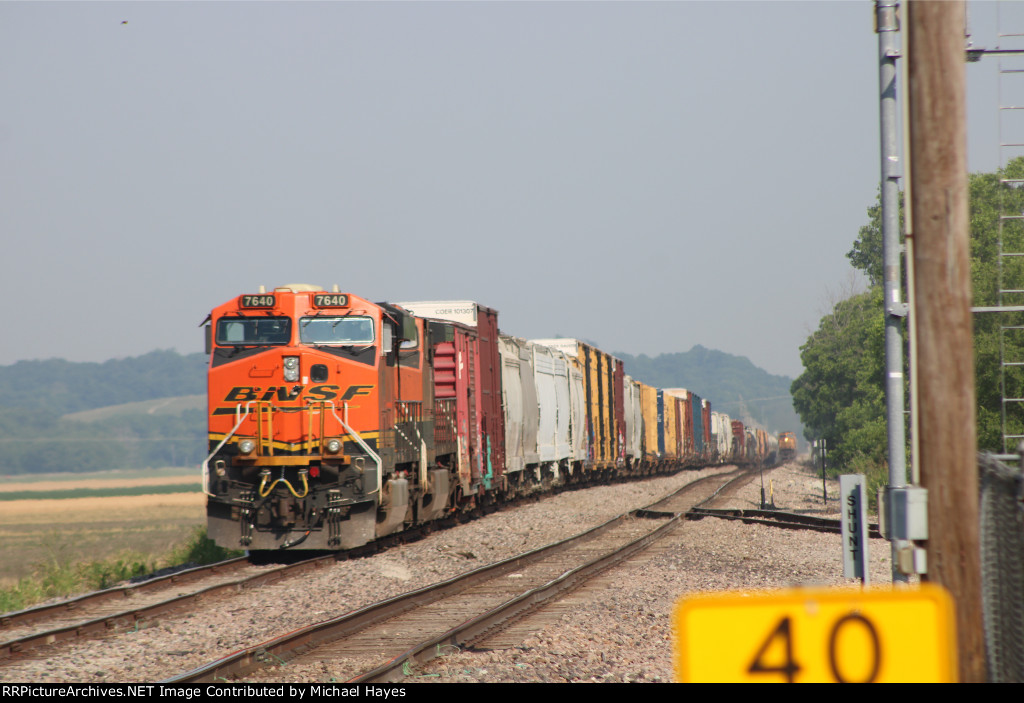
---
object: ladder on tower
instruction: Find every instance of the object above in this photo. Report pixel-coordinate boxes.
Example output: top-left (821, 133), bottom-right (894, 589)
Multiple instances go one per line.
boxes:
top-left (988, 3), bottom-right (1024, 453)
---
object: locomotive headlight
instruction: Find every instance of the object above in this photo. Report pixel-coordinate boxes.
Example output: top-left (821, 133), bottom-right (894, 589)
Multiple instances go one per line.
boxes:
top-left (325, 438), bottom-right (342, 454)
top-left (283, 356), bottom-right (300, 382)
top-left (238, 439), bottom-right (256, 455)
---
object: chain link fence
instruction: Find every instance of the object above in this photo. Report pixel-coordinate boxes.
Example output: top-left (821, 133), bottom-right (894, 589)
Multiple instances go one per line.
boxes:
top-left (978, 452), bottom-right (1024, 682)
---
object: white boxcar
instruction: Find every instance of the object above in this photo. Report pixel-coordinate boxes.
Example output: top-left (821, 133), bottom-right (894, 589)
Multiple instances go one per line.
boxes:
top-left (623, 376), bottom-right (644, 462)
top-left (532, 341), bottom-right (588, 466)
top-left (499, 336), bottom-right (540, 474)
top-left (719, 412), bottom-right (733, 462)
top-left (532, 344), bottom-right (572, 465)
top-left (393, 300), bottom-right (482, 327)
top-left (711, 411), bottom-right (732, 464)
top-left (566, 357), bottom-right (587, 464)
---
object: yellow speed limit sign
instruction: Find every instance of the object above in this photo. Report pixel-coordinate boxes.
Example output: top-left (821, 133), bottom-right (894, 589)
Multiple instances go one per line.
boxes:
top-left (673, 585), bottom-right (956, 683)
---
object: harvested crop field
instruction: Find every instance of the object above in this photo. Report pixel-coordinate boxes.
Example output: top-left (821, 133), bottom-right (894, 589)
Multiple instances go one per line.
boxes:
top-left (0, 474), bottom-right (205, 587)
top-left (0, 492), bottom-right (205, 519)
top-left (0, 468), bottom-right (200, 493)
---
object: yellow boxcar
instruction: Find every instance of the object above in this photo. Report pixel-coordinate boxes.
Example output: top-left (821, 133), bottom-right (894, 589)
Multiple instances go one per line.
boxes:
top-left (663, 389), bottom-right (690, 463)
top-left (663, 391), bottom-right (679, 460)
top-left (643, 384), bottom-right (659, 462)
top-left (641, 382), bottom-right (661, 461)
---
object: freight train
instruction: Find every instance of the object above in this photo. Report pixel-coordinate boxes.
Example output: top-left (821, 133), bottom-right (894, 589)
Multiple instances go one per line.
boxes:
top-left (201, 284), bottom-right (778, 552)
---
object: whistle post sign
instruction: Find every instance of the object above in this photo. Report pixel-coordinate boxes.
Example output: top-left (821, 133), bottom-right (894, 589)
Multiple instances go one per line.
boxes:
top-left (840, 474), bottom-right (869, 584)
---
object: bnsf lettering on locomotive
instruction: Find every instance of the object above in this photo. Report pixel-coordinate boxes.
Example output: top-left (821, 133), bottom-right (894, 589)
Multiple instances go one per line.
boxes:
top-left (224, 386), bottom-right (259, 402)
top-left (223, 384), bottom-right (362, 402)
top-left (340, 385), bottom-right (374, 401)
top-left (260, 386), bottom-right (303, 402)
top-left (307, 385), bottom-right (340, 400)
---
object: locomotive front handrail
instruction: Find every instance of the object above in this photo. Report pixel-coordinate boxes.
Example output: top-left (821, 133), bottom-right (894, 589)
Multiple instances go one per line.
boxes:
top-left (328, 402), bottom-right (383, 497)
top-left (202, 402), bottom-right (254, 496)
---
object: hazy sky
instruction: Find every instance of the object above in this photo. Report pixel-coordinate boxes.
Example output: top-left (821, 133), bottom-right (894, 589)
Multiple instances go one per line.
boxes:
top-left (2, 1), bottom-right (1018, 378)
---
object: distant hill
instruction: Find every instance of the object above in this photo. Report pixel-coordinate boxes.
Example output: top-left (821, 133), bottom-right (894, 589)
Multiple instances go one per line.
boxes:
top-left (0, 351), bottom-right (208, 475)
top-left (0, 346), bottom-right (802, 475)
top-left (615, 345), bottom-right (801, 437)
top-left (0, 350), bottom-right (207, 413)
top-left (63, 395), bottom-right (205, 423)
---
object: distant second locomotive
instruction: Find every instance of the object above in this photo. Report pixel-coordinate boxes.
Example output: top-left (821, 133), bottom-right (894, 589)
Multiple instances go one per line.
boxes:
top-left (778, 431), bottom-right (797, 462)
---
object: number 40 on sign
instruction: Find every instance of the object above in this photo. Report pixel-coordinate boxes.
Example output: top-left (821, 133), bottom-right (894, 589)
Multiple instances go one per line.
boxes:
top-left (672, 585), bottom-right (956, 683)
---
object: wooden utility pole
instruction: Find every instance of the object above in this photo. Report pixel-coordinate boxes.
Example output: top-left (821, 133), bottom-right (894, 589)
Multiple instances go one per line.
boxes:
top-left (906, 1), bottom-right (986, 682)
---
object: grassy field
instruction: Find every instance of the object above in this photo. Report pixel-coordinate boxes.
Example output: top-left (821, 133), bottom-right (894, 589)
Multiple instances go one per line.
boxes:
top-left (61, 394), bottom-right (205, 422)
top-left (0, 468), bottom-right (206, 588)
top-left (0, 484), bottom-right (202, 501)
top-left (0, 466), bottom-right (201, 491)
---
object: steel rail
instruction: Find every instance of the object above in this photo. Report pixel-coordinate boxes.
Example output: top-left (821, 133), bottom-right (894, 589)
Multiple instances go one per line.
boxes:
top-left (0, 557), bottom-right (248, 631)
top-left (356, 467), bottom-right (763, 682)
top-left (164, 465), bottom-right (757, 683)
top-left (354, 511), bottom-right (686, 683)
top-left (0, 464), bottom-right (746, 661)
top-left (688, 507), bottom-right (882, 538)
top-left (0, 556), bottom-right (331, 659)
top-left (163, 510), bottom-right (653, 683)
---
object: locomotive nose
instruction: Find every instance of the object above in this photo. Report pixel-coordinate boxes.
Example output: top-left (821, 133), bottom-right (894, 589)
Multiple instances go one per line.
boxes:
top-left (276, 354), bottom-right (328, 385)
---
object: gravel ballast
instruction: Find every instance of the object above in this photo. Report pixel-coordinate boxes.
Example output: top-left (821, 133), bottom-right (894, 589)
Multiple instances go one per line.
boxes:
top-left (0, 462), bottom-right (895, 683)
top-left (413, 460), bottom-right (898, 684)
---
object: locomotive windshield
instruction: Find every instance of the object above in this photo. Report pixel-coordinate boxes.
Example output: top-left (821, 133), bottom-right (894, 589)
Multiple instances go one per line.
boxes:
top-left (300, 316), bottom-right (374, 345)
top-left (215, 316), bottom-right (291, 346)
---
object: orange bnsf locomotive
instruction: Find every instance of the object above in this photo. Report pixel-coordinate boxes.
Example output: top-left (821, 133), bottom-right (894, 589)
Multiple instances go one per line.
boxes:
top-left (203, 284), bottom-right (502, 551)
top-left (202, 284), bottom-right (778, 552)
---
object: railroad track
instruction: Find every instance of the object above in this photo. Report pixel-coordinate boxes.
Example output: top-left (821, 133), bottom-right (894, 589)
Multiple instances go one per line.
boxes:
top-left (0, 556), bottom-right (339, 660)
top-left (165, 465), bottom-right (760, 683)
top-left (687, 507), bottom-right (882, 538)
top-left (0, 466), bottom-right (737, 662)
top-left (0, 470), bottom-right (643, 661)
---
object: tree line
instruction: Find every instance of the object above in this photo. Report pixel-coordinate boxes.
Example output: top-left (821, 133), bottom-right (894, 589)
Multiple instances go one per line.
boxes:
top-left (790, 158), bottom-right (1024, 490)
top-left (0, 350), bottom-right (207, 474)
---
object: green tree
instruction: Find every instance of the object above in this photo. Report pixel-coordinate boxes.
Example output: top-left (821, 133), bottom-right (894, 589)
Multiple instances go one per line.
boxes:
top-left (845, 190), bottom-right (904, 288)
top-left (802, 157), bottom-right (1024, 462)
top-left (791, 287), bottom-right (887, 473)
top-left (0, 350), bottom-right (208, 474)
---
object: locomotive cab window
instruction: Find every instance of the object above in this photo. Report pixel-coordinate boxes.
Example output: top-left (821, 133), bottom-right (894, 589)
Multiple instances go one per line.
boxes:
top-left (216, 317), bottom-right (291, 346)
top-left (300, 316), bottom-right (374, 345)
